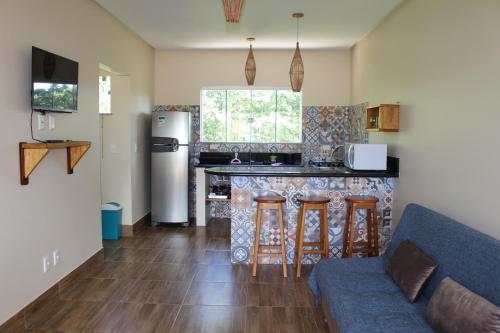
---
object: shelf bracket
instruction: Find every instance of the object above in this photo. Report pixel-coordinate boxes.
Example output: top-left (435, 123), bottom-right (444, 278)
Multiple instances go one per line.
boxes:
top-left (19, 143), bottom-right (49, 185)
top-left (67, 144), bottom-right (90, 174)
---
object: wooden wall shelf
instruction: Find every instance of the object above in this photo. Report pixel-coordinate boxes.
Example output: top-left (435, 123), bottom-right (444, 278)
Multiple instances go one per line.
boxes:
top-left (365, 104), bottom-right (400, 132)
top-left (19, 141), bottom-right (91, 185)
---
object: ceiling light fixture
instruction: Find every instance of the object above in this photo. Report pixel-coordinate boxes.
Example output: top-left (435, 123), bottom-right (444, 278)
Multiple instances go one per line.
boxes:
top-left (290, 12), bottom-right (304, 92)
top-left (245, 37), bottom-right (256, 86)
top-left (222, 0), bottom-right (244, 23)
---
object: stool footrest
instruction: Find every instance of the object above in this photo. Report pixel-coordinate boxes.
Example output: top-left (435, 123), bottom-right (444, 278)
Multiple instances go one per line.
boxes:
top-left (303, 242), bottom-right (321, 247)
top-left (257, 252), bottom-right (284, 257)
top-left (303, 249), bottom-right (324, 254)
top-left (256, 245), bottom-right (283, 250)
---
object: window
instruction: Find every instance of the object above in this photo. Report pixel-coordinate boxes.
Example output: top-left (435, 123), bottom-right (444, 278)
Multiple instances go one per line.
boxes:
top-left (201, 89), bottom-right (302, 143)
top-left (99, 76), bottom-right (111, 114)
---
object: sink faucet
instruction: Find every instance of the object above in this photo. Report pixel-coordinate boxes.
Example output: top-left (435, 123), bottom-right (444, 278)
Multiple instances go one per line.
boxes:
top-left (329, 145), bottom-right (343, 160)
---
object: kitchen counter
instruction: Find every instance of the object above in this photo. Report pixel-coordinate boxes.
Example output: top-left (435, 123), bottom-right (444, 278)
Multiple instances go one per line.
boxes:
top-left (197, 158), bottom-right (399, 264)
top-left (205, 166), bottom-right (398, 178)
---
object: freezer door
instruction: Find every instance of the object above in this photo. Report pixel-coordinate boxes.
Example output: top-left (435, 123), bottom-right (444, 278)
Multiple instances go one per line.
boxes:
top-left (152, 111), bottom-right (190, 144)
top-left (151, 145), bottom-right (188, 223)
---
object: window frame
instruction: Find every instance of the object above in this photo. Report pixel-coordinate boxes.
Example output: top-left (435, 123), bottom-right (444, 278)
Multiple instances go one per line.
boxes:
top-left (200, 86), bottom-right (302, 144)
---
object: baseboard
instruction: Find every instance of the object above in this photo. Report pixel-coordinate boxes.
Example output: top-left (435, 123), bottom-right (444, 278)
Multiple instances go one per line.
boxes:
top-left (133, 212), bottom-right (151, 233)
top-left (0, 248), bottom-right (104, 332)
top-left (120, 212), bottom-right (151, 237)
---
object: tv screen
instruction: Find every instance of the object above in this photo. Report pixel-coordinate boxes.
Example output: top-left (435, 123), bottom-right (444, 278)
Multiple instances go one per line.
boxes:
top-left (31, 47), bottom-right (78, 113)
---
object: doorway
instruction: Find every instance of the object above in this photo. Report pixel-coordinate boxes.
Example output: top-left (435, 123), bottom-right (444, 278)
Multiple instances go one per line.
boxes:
top-left (98, 65), bottom-right (133, 228)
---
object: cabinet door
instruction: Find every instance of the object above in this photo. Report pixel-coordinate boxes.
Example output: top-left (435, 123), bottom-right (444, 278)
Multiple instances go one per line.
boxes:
top-left (379, 105), bottom-right (399, 131)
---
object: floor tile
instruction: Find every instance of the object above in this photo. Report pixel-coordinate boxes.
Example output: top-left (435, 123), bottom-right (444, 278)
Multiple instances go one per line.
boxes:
top-left (154, 249), bottom-right (205, 264)
top-left (141, 263), bottom-right (198, 281)
top-left (107, 303), bottom-right (179, 333)
top-left (206, 237), bottom-right (230, 250)
top-left (184, 282), bottom-right (247, 306)
top-left (33, 301), bottom-right (119, 331)
top-left (105, 247), bottom-right (161, 263)
top-left (195, 264), bottom-right (249, 283)
top-left (247, 283), bottom-right (314, 307)
top-left (59, 278), bottom-right (134, 302)
top-left (201, 250), bottom-right (231, 264)
top-left (86, 261), bottom-right (150, 280)
top-left (170, 305), bottom-right (245, 333)
top-left (147, 281), bottom-right (190, 304)
top-left (245, 306), bottom-right (320, 333)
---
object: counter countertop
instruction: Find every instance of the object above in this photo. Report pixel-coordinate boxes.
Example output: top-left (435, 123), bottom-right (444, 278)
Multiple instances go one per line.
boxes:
top-left (204, 166), bottom-right (399, 178)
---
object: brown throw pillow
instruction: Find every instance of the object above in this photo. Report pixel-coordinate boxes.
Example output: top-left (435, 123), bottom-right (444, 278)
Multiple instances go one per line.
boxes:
top-left (385, 240), bottom-right (438, 302)
top-left (425, 277), bottom-right (500, 333)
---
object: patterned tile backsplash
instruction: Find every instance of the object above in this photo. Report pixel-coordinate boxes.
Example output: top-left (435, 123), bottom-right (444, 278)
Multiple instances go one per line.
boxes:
top-left (153, 104), bottom-right (369, 218)
top-left (230, 175), bottom-right (394, 264)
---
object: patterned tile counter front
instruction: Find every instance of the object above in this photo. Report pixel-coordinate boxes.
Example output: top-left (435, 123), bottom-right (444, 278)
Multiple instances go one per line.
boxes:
top-left (230, 176), bottom-right (394, 264)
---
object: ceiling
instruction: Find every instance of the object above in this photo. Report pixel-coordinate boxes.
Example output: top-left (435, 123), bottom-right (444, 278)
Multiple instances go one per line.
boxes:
top-left (96, 0), bottom-right (402, 49)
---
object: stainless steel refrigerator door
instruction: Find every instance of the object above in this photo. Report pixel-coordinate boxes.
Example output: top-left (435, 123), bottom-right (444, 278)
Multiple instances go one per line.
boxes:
top-left (151, 145), bottom-right (189, 223)
top-left (152, 111), bottom-right (190, 144)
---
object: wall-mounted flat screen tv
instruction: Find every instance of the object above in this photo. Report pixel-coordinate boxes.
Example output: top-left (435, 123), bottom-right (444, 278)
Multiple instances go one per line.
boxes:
top-left (32, 47), bottom-right (78, 113)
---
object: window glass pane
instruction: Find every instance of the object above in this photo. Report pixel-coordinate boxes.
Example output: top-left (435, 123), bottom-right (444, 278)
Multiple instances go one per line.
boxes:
top-left (200, 88), bottom-right (301, 143)
top-left (227, 90), bottom-right (251, 142)
top-left (277, 90), bottom-right (302, 142)
top-left (99, 76), bottom-right (111, 114)
top-left (201, 89), bottom-right (226, 142)
top-left (251, 90), bottom-right (276, 143)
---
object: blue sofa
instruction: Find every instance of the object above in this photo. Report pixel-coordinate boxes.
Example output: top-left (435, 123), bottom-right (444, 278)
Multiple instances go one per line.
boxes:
top-left (308, 203), bottom-right (500, 333)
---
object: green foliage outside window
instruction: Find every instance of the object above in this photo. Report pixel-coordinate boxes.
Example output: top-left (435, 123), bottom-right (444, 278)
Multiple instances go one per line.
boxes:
top-left (201, 89), bottom-right (301, 143)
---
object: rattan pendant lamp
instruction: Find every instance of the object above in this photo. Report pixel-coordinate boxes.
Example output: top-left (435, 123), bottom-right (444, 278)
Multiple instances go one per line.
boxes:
top-left (290, 12), bottom-right (304, 92)
top-left (245, 37), bottom-right (256, 85)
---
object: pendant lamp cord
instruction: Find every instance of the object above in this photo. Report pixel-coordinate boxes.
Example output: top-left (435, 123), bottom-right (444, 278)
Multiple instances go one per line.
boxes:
top-left (296, 17), bottom-right (299, 43)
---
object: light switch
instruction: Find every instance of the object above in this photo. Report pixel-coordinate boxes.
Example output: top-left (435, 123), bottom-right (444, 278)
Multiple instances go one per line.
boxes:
top-left (110, 143), bottom-right (117, 154)
top-left (49, 114), bottom-right (55, 130)
top-left (37, 114), bottom-right (46, 130)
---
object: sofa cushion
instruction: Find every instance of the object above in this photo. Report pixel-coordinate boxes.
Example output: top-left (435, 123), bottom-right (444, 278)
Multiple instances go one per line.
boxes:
top-left (384, 204), bottom-right (500, 305)
top-left (309, 257), bottom-right (434, 333)
top-left (425, 277), bottom-right (500, 333)
top-left (385, 240), bottom-right (438, 302)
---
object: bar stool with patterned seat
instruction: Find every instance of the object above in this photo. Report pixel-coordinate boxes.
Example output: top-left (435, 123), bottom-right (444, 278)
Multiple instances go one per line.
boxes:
top-left (293, 195), bottom-right (331, 277)
top-left (342, 195), bottom-right (380, 258)
top-left (252, 195), bottom-right (288, 278)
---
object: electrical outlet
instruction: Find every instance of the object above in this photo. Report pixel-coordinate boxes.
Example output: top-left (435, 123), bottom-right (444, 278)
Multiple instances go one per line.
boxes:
top-left (48, 114), bottom-right (55, 130)
top-left (52, 250), bottom-right (60, 266)
top-left (42, 255), bottom-right (51, 273)
top-left (37, 114), bottom-right (46, 130)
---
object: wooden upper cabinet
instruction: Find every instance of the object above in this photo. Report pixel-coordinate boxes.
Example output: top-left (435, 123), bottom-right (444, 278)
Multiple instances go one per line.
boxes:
top-left (365, 104), bottom-right (399, 132)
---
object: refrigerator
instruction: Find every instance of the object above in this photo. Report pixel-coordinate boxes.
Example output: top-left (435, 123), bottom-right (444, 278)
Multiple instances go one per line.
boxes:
top-left (151, 111), bottom-right (190, 225)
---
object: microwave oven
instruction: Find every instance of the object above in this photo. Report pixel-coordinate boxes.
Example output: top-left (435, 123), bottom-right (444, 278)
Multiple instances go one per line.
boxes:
top-left (344, 143), bottom-right (387, 170)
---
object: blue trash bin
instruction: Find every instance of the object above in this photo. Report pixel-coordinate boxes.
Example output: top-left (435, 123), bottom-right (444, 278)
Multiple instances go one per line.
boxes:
top-left (101, 202), bottom-right (122, 240)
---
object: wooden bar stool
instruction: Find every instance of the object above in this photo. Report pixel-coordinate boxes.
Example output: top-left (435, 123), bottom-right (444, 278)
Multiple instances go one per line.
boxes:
top-left (293, 195), bottom-right (331, 277)
top-left (252, 196), bottom-right (288, 278)
top-left (342, 195), bottom-right (380, 258)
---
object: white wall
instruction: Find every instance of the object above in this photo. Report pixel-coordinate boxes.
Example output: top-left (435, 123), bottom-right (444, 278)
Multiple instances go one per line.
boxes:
top-left (155, 49), bottom-right (351, 106)
top-left (0, 0), bottom-right (153, 324)
top-left (351, 0), bottom-right (500, 239)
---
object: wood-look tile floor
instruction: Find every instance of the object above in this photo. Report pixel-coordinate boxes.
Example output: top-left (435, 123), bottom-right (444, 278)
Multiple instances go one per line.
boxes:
top-left (12, 219), bottom-right (329, 333)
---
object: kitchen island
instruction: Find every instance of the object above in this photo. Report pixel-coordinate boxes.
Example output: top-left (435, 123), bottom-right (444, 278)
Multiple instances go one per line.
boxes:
top-left (205, 162), bottom-right (399, 264)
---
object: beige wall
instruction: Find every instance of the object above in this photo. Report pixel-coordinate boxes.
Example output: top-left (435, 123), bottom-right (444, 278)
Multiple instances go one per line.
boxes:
top-left (0, 0), bottom-right (153, 324)
top-left (155, 49), bottom-right (351, 106)
top-left (351, 0), bottom-right (500, 239)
